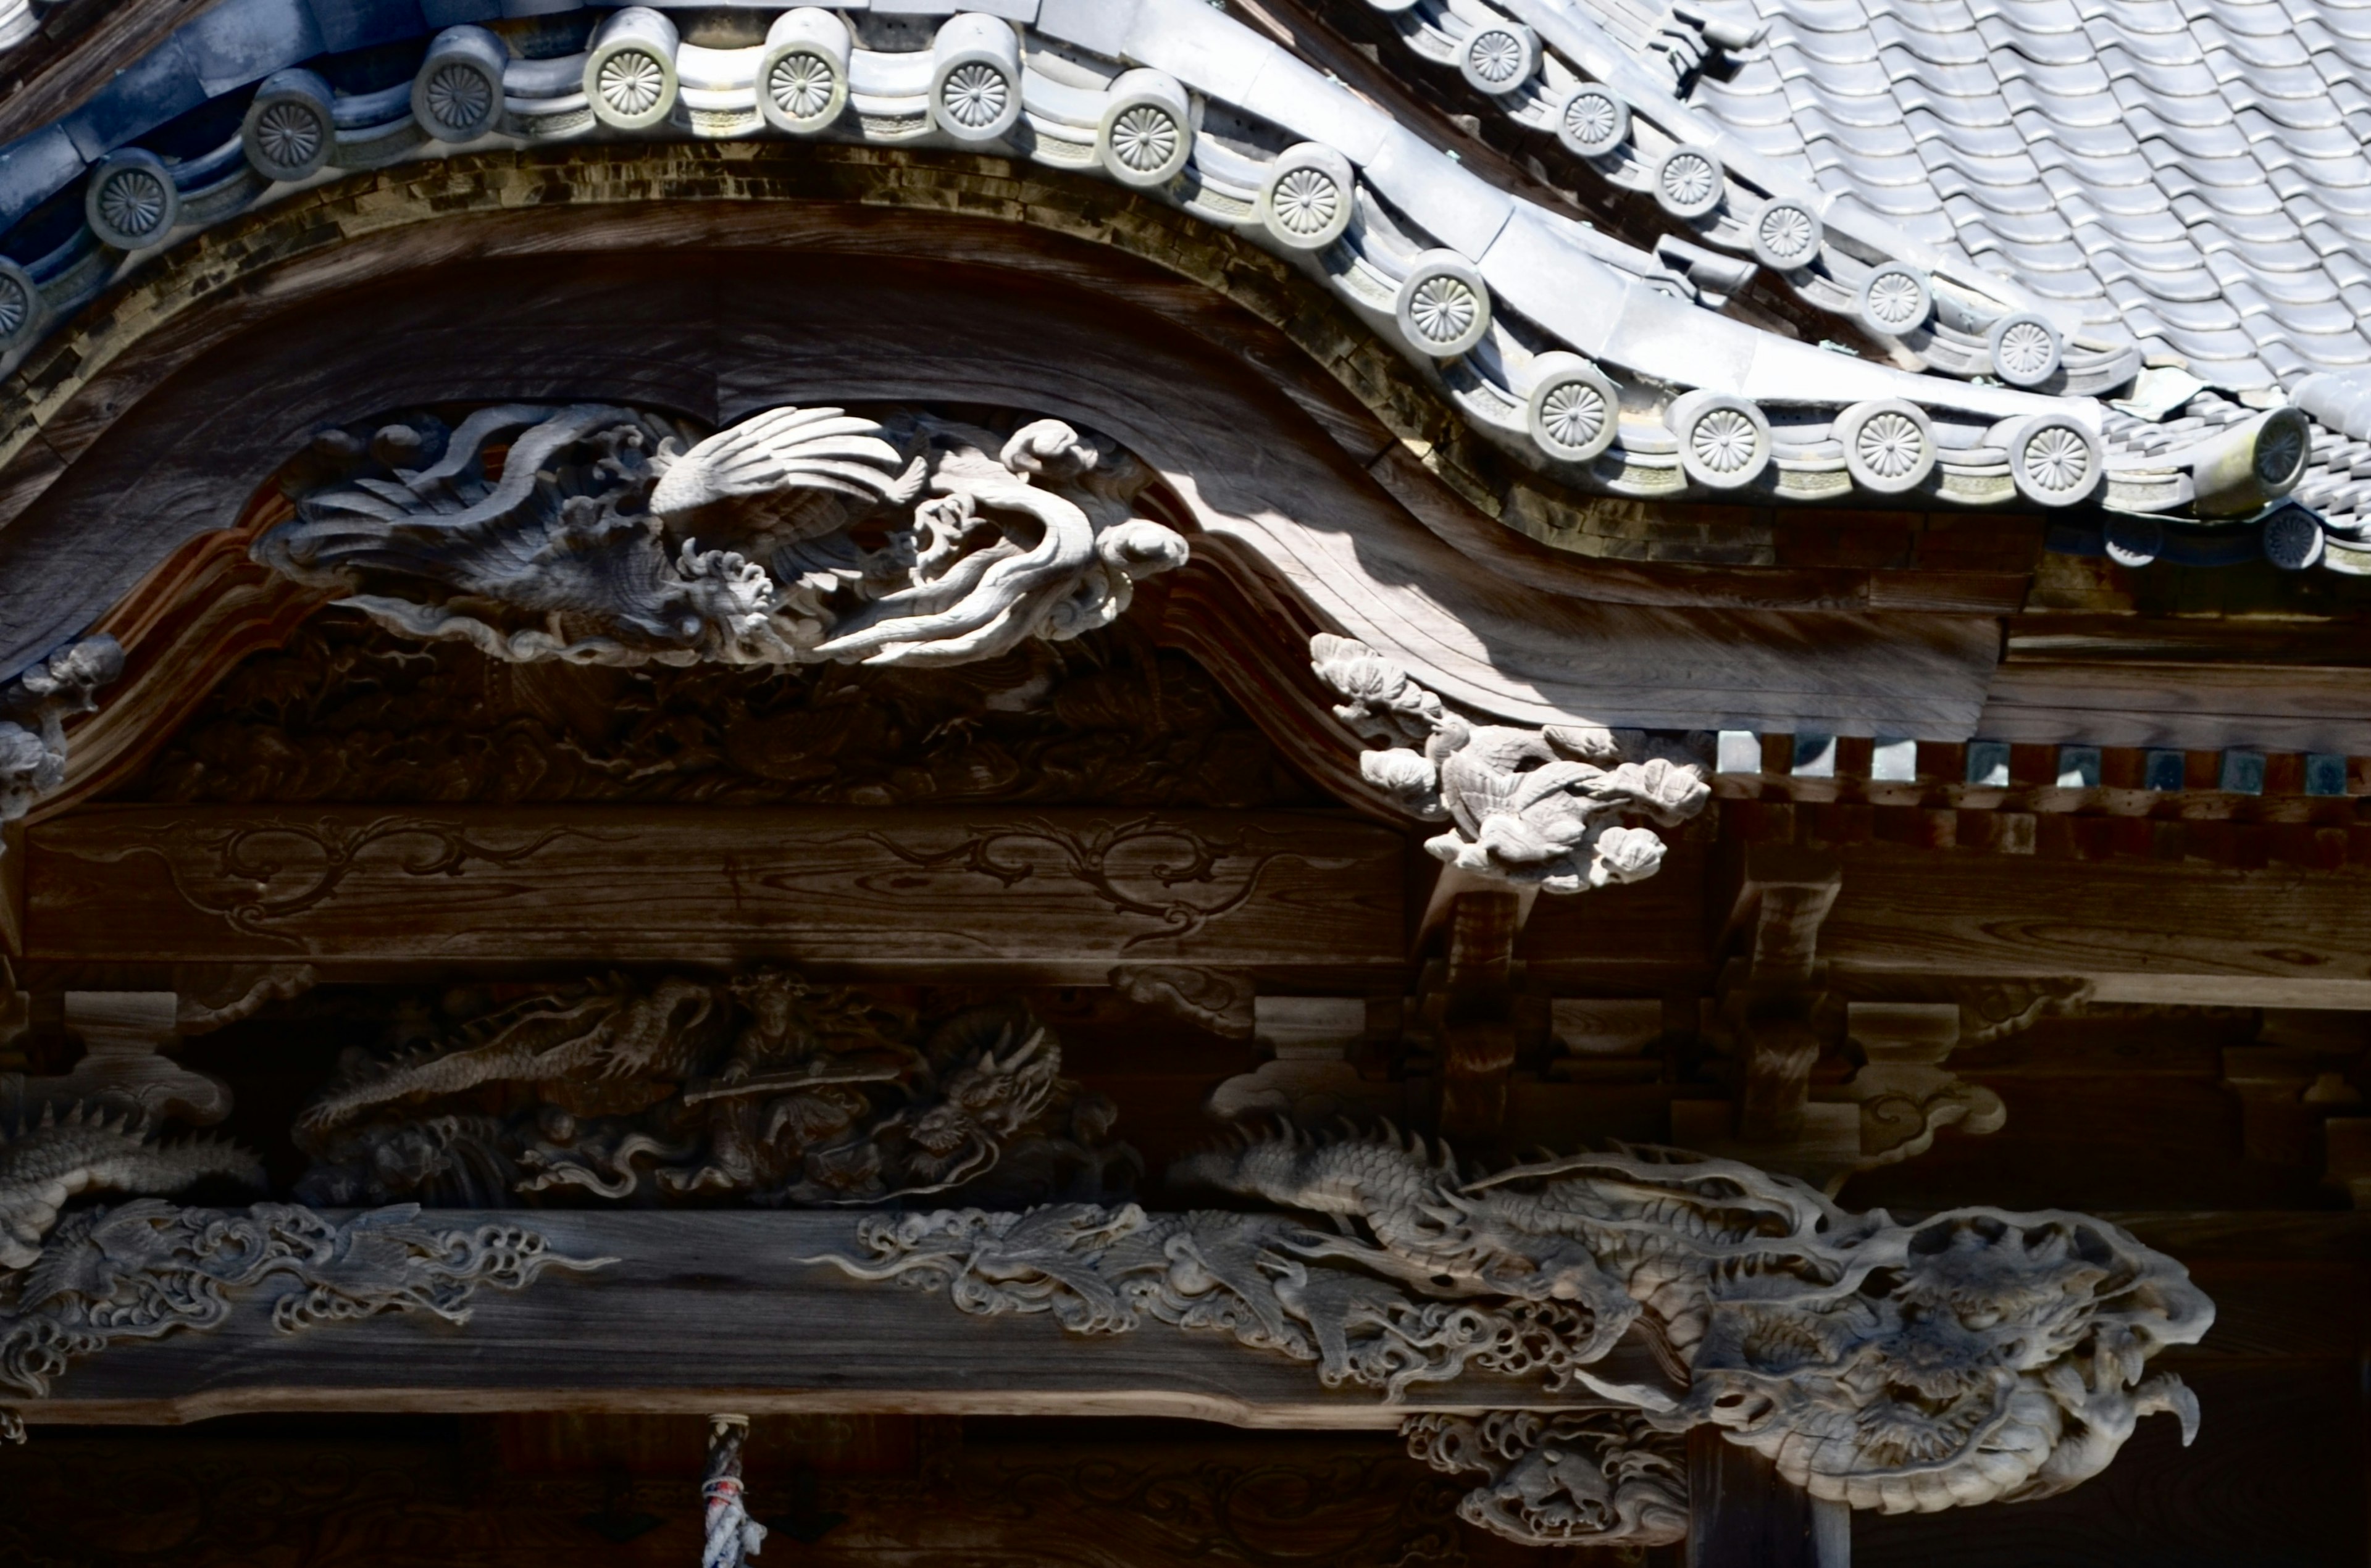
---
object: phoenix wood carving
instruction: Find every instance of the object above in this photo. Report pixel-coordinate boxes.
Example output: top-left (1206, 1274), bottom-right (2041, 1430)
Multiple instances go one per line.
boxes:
top-left (808, 1127), bottom-right (2212, 1545)
top-left (256, 404), bottom-right (1189, 671)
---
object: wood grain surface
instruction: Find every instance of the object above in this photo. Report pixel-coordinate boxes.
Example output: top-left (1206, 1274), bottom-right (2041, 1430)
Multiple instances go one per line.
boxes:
top-left (27, 805), bottom-right (1406, 976)
top-left (1821, 843), bottom-right (2371, 1005)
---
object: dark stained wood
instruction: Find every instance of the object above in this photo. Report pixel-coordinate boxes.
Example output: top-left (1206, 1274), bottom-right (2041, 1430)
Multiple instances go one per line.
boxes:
top-left (1686, 1426), bottom-right (1838, 1568)
top-left (26, 806), bottom-right (1406, 979)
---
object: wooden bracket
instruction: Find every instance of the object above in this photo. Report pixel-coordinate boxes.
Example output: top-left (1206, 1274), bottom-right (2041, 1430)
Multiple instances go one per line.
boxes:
top-left (1686, 1427), bottom-right (1849, 1567)
top-left (1714, 846), bottom-right (1844, 1143)
top-left (1723, 844), bottom-right (1844, 989)
top-left (1431, 889), bottom-right (1523, 1141)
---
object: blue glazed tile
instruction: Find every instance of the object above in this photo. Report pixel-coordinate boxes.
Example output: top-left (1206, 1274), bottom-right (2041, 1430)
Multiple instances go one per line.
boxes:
top-left (2305, 754), bottom-right (2351, 796)
top-left (1792, 733), bottom-right (1836, 778)
top-left (0, 127), bottom-right (87, 231)
top-left (2218, 749), bottom-right (2266, 794)
top-left (420, 0), bottom-right (502, 23)
top-left (182, 0), bottom-right (325, 95)
top-left (2055, 744), bottom-right (2101, 787)
top-left (60, 35), bottom-right (207, 159)
top-left (2144, 749), bottom-right (2188, 791)
top-left (1966, 740), bottom-right (2010, 787)
top-left (306, 0), bottom-right (430, 52)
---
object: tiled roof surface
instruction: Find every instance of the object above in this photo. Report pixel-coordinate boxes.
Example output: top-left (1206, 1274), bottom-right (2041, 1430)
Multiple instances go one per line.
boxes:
top-left (1663, 0), bottom-right (2371, 392)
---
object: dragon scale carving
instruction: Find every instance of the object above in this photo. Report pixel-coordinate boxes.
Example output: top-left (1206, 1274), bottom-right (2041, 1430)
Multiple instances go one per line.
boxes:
top-left (0, 1101), bottom-right (262, 1270)
top-left (1308, 635), bottom-right (1708, 893)
top-left (808, 1128), bottom-right (2212, 1543)
top-left (256, 404), bottom-right (1188, 670)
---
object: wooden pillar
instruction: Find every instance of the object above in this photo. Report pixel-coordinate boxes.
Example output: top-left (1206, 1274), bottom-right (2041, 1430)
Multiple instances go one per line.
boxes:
top-left (1685, 1427), bottom-right (1848, 1568)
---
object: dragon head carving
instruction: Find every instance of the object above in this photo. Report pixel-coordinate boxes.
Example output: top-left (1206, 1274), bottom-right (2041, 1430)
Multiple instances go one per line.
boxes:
top-left (1680, 1207), bottom-right (2213, 1512)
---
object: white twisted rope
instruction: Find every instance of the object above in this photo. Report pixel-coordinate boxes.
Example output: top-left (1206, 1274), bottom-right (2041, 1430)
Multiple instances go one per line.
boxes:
top-left (702, 1414), bottom-right (767, 1568)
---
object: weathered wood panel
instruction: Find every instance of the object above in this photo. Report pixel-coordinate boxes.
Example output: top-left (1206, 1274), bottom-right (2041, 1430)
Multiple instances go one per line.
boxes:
top-left (12, 1211), bottom-right (1649, 1428)
top-left (1821, 844), bottom-right (2371, 1006)
top-left (27, 807), bottom-right (1407, 977)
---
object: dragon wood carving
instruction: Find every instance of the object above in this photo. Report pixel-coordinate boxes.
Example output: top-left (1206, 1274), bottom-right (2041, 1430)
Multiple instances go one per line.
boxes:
top-left (256, 404), bottom-right (1189, 670)
top-left (1309, 635), bottom-right (1709, 893)
top-left (0, 1101), bottom-right (261, 1270)
top-left (0, 1102), bottom-right (599, 1435)
top-left (805, 1126), bottom-right (2212, 1546)
top-left (1404, 1411), bottom-right (1689, 1548)
top-left (295, 970), bottom-right (1135, 1209)
top-left (1, 1200), bottom-right (606, 1408)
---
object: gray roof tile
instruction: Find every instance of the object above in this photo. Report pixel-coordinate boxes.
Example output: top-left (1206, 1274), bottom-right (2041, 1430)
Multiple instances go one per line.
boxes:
top-left (1622, 0), bottom-right (2371, 390)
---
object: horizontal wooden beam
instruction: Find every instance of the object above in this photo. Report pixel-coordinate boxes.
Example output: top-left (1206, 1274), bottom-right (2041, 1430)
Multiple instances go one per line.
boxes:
top-left (1819, 844), bottom-right (2371, 1006)
top-left (25, 807), bottom-right (1407, 977)
top-left (12, 1212), bottom-right (1644, 1428)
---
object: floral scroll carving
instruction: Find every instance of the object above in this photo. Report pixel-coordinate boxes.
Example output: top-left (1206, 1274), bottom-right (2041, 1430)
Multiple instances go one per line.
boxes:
top-left (256, 404), bottom-right (1188, 671)
top-left (1308, 635), bottom-right (1708, 893)
top-left (806, 1127), bottom-right (2213, 1545)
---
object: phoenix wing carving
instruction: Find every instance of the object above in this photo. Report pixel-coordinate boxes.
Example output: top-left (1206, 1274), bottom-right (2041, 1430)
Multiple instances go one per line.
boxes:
top-left (255, 404), bottom-right (1186, 670)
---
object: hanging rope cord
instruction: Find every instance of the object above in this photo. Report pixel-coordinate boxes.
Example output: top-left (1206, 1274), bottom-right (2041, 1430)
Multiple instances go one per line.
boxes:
top-left (703, 1414), bottom-right (767, 1568)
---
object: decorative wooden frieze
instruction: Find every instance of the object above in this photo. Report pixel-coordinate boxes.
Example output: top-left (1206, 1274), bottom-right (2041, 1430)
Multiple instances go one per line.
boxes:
top-left (1, 1201), bottom-right (605, 1421)
top-left (292, 970), bottom-right (1134, 1211)
top-left (257, 404), bottom-right (1187, 672)
top-left (26, 806), bottom-right (1403, 975)
top-left (808, 1127), bottom-right (2214, 1546)
top-left (1310, 634), bottom-right (1709, 893)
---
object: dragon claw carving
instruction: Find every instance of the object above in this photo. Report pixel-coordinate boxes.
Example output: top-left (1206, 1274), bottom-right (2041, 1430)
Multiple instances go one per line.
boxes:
top-left (1405, 1411), bottom-right (1689, 1547)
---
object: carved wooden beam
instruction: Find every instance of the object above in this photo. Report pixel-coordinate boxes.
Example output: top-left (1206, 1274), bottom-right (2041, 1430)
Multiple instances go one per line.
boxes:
top-left (8, 1210), bottom-right (1655, 1430)
top-left (24, 807), bottom-right (1405, 979)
